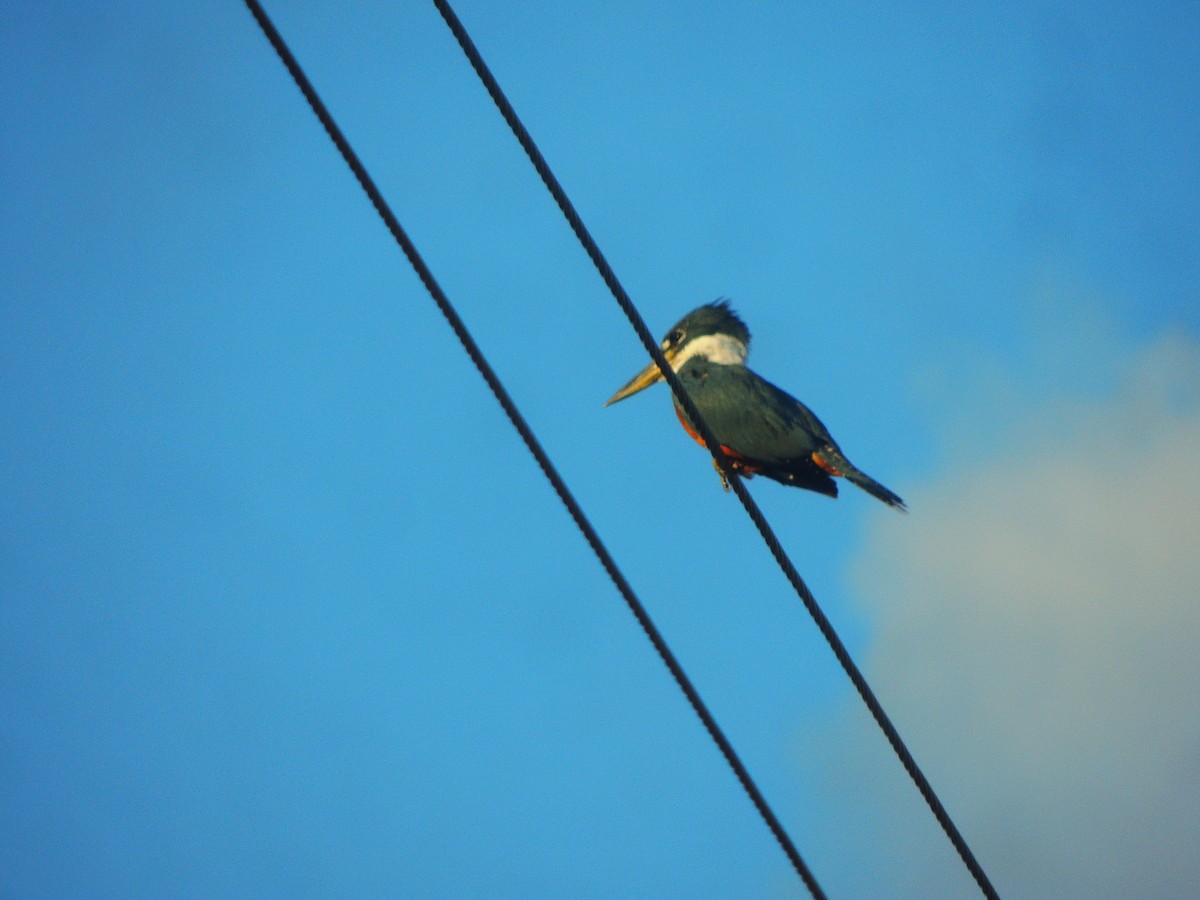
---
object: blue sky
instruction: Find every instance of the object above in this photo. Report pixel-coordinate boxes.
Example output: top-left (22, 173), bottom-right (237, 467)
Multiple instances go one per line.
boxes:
top-left (3, 3), bottom-right (1198, 897)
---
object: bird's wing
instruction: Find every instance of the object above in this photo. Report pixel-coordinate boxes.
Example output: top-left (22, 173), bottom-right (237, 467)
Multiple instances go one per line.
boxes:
top-left (677, 362), bottom-right (837, 462)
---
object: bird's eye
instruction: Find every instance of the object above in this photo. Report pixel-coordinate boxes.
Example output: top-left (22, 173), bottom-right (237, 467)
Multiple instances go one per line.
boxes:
top-left (668, 329), bottom-right (684, 346)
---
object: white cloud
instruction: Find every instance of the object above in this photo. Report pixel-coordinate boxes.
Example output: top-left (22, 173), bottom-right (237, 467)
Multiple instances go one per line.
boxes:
top-left (827, 329), bottom-right (1200, 898)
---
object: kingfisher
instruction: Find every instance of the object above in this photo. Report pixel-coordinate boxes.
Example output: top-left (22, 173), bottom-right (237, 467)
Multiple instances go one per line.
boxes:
top-left (605, 301), bottom-right (906, 510)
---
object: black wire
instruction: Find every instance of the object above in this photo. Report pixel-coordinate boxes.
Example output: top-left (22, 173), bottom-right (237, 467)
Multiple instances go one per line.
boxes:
top-left (239, 2), bottom-right (826, 896)
top-left (430, 3), bottom-right (1000, 899)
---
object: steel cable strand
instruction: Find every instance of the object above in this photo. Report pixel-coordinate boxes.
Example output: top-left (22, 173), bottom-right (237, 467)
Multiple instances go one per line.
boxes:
top-left (240, 2), bottom-right (826, 895)
top-left (429, 2), bottom-right (999, 897)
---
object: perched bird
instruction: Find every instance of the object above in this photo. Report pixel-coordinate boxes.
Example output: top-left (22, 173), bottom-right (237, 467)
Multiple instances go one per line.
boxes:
top-left (605, 301), bottom-right (906, 510)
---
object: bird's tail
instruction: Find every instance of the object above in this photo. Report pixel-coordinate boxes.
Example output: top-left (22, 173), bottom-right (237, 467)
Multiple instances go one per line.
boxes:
top-left (816, 445), bottom-right (907, 512)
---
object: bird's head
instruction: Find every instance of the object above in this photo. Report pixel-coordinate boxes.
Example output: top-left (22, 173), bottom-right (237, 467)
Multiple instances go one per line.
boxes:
top-left (605, 301), bottom-right (751, 406)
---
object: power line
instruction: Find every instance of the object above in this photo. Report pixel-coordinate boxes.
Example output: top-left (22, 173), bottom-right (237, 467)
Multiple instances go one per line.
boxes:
top-left (239, 1), bottom-right (826, 896)
top-left (429, 2), bottom-right (1000, 898)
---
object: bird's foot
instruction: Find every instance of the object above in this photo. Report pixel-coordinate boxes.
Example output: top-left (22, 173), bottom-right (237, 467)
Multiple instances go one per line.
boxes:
top-left (713, 458), bottom-right (732, 492)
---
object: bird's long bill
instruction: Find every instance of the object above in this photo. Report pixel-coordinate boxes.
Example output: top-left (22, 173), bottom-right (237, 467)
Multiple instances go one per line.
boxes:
top-left (604, 349), bottom-right (678, 406)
